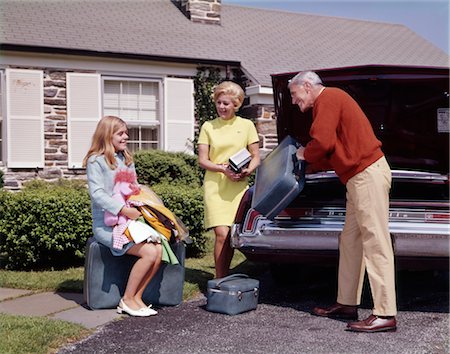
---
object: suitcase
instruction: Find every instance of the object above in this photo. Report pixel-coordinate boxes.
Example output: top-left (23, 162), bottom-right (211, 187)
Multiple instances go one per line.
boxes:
top-left (252, 135), bottom-right (306, 220)
top-left (206, 273), bottom-right (259, 315)
top-left (83, 237), bottom-right (185, 309)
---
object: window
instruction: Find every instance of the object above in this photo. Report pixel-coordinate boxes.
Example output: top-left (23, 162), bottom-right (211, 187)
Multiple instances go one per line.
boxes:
top-left (103, 78), bottom-right (161, 153)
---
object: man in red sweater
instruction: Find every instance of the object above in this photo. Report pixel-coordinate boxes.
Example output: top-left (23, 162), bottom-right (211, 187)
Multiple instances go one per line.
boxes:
top-left (289, 71), bottom-right (397, 333)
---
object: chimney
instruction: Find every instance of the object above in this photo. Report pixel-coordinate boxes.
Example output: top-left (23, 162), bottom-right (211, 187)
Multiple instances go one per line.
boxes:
top-left (173, 0), bottom-right (221, 25)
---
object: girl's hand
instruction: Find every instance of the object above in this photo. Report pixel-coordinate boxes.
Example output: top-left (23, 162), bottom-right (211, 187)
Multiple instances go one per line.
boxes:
top-left (222, 165), bottom-right (242, 182)
top-left (120, 206), bottom-right (141, 220)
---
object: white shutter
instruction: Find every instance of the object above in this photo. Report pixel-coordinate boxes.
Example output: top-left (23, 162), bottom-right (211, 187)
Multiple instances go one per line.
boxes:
top-left (164, 77), bottom-right (194, 154)
top-left (6, 68), bottom-right (44, 168)
top-left (67, 73), bottom-right (101, 168)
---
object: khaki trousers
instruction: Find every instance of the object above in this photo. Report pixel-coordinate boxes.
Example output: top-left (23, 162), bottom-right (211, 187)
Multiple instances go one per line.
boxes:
top-left (337, 156), bottom-right (397, 316)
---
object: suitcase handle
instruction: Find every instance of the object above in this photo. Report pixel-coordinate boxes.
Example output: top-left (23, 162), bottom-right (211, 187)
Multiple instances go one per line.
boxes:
top-left (216, 273), bottom-right (249, 286)
top-left (292, 153), bottom-right (306, 181)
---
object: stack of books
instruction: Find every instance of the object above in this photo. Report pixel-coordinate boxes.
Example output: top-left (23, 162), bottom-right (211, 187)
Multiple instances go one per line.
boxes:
top-left (228, 148), bottom-right (251, 173)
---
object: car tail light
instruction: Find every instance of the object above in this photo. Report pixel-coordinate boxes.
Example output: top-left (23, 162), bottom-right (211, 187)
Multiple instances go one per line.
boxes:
top-left (425, 212), bottom-right (450, 222)
top-left (243, 208), bottom-right (262, 233)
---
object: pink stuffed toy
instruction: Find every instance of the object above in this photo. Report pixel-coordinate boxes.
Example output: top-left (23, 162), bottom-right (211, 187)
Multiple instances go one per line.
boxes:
top-left (104, 169), bottom-right (140, 226)
top-left (104, 168), bottom-right (140, 249)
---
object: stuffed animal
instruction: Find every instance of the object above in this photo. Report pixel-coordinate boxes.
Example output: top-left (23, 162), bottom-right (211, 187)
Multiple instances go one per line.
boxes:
top-left (104, 168), bottom-right (141, 249)
top-left (104, 168), bottom-right (140, 227)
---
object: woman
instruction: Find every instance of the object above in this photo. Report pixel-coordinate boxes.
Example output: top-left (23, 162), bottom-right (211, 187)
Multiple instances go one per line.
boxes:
top-left (83, 115), bottom-right (162, 317)
top-left (198, 81), bottom-right (260, 278)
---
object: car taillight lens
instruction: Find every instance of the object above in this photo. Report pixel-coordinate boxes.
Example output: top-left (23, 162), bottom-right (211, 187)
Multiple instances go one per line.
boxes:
top-left (243, 209), bottom-right (262, 233)
top-left (425, 212), bottom-right (450, 222)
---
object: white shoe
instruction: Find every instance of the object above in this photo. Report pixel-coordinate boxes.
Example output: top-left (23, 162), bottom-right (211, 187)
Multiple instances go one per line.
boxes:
top-left (117, 299), bottom-right (155, 317)
top-left (145, 306), bottom-right (158, 316)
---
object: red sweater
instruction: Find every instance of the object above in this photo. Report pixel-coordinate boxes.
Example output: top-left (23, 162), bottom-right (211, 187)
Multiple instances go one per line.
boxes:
top-left (304, 87), bottom-right (383, 184)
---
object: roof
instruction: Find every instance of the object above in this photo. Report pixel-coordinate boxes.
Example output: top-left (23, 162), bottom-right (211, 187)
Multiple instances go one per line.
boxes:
top-left (1, 0), bottom-right (448, 87)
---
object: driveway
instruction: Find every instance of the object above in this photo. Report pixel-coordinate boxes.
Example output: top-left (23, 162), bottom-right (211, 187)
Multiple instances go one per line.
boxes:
top-left (58, 264), bottom-right (449, 354)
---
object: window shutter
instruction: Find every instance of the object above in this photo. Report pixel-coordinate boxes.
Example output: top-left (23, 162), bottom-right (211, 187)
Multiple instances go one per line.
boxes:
top-left (6, 68), bottom-right (44, 168)
top-left (164, 77), bottom-right (194, 153)
top-left (67, 73), bottom-right (101, 168)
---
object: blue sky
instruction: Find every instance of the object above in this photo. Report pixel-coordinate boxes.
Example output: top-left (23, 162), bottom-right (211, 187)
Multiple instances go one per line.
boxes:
top-left (226, 0), bottom-right (449, 54)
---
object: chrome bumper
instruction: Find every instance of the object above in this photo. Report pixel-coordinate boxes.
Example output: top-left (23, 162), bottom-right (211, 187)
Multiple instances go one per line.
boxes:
top-left (231, 222), bottom-right (450, 258)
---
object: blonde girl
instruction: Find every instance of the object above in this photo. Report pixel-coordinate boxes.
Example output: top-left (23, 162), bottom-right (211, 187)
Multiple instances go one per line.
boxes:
top-left (83, 115), bottom-right (162, 317)
top-left (198, 81), bottom-right (260, 278)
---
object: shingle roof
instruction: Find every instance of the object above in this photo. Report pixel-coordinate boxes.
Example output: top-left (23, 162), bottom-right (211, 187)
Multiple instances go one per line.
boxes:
top-left (1, 0), bottom-right (448, 87)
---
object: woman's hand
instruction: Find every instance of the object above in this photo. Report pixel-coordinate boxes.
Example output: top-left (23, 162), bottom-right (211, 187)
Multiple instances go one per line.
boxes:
top-left (120, 206), bottom-right (141, 220)
top-left (223, 165), bottom-right (242, 182)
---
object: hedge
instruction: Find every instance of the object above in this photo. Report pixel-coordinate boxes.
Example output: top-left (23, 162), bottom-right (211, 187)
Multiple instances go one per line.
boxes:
top-left (134, 150), bottom-right (203, 187)
top-left (0, 187), bottom-right (92, 270)
top-left (151, 183), bottom-right (206, 257)
top-left (0, 179), bottom-right (207, 269)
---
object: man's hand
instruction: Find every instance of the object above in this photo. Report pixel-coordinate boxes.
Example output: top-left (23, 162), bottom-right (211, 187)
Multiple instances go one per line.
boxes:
top-left (296, 146), bottom-right (306, 160)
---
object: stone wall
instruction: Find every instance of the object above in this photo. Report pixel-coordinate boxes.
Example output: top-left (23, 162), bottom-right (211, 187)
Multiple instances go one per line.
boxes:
top-left (241, 104), bottom-right (277, 159)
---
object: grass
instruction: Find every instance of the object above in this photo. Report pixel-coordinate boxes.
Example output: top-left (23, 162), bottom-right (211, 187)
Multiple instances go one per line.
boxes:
top-left (0, 313), bottom-right (90, 354)
top-left (0, 232), bottom-right (267, 353)
top-left (0, 233), bottom-right (261, 300)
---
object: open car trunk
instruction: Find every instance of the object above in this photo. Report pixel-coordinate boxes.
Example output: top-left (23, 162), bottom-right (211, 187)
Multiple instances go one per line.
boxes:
top-left (231, 65), bottom-right (449, 269)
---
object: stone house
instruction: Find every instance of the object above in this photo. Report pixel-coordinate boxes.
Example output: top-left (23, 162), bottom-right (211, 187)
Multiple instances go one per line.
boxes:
top-left (0, 0), bottom-right (448, 189)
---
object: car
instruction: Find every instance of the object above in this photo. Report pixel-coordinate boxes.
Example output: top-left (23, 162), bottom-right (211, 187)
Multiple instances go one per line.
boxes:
top-left (231, 65), bottom-right (449, 271)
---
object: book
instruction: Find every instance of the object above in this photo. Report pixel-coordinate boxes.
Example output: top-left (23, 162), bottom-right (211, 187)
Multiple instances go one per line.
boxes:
top-left (228, 148), bottom-right (252, 173)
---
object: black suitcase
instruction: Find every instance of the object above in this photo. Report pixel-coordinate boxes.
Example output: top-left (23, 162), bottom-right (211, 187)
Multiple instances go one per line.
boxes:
top-left (206, 274), bottom-right (259, 315)
top-left (252, 135), bottom-right (305, 220)
top-left (83, 237), bottom-right (185, 309)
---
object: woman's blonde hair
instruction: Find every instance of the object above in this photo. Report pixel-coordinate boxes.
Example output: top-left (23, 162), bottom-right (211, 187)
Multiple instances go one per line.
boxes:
top-left (82, 115), bottom-right (133, 169)
top-left (213, 81), bottom-right (245, 111)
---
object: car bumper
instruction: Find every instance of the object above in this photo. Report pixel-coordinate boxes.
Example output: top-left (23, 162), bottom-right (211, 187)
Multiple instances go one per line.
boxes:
top-left (231, 222), bottom-right (450, 258)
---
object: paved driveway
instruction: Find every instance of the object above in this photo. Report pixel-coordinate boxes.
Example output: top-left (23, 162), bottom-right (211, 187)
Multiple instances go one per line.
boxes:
top-left (59, 265), bottom-right (449, 354)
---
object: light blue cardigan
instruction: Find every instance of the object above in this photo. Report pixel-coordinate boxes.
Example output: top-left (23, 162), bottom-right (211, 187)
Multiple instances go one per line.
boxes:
top-left (86, 152), bottom-right (135, 256)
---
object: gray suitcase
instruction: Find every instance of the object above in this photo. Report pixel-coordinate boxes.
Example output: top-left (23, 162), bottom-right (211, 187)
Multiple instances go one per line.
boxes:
top-left (206, 274), bottom-right (259, 315)
top-left (252, 135), bottom-right (305, 220)
top-left (83, 237), bottom-right (185, 309)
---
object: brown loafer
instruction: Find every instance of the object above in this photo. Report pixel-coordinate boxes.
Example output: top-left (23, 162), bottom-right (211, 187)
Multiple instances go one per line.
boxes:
top-left (347, 314), bottom-right (397, 333)
top-left (311, 303), bottom-right (358, 320)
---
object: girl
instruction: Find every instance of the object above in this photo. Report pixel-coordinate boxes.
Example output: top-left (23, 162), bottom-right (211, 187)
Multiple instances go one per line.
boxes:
top-left (83, 115), bottom-right (162, 317)
top-left (198, 81), bottom-right (260, 278)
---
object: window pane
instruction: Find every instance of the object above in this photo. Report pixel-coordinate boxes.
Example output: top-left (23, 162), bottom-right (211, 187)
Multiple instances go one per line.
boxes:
top-left (104, 81), bottom-right (120, 109)
top-left (128, 127), bottom-right (140, 141)
top-left (141, 142), bottom-right (158, 150)
top-left (127, 142), bottom-right (139, 153)
top-left (141, 127), bottom-right (158, 141)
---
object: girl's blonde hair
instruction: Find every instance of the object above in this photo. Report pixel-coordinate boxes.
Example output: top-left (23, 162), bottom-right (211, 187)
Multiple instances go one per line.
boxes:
top-left (82, 115), bottom-right (133, 169)
top-left (213, 81), bottom-right (245, 111)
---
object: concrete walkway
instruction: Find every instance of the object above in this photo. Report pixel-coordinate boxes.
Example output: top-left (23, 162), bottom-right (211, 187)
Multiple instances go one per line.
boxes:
top-left (0, 287), bottom-right (121, 328)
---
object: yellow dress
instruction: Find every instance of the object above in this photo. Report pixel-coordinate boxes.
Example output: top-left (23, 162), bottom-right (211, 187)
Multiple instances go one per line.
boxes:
top-left (198, 116), bottom-right (259, 228)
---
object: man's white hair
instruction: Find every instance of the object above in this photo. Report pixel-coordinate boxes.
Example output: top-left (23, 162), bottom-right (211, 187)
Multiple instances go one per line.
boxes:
top-left (288, 71), bottom-right (323, 88)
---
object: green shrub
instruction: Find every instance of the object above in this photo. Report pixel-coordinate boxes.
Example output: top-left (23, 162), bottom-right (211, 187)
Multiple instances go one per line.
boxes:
top-left (0, 187), bottom-right (92, 270)
top-left (134, 150), bottom-right (203, 187)
top-left (151, 183), bottom-right (206, 257)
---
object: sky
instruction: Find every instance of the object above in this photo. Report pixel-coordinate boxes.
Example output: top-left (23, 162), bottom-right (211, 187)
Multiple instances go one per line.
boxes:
top-left (226, 0), bottom-right (449, 54)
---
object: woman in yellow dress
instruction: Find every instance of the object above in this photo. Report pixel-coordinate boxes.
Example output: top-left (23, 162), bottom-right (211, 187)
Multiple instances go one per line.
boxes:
top-left (198, 81), bottom-right (260, 278)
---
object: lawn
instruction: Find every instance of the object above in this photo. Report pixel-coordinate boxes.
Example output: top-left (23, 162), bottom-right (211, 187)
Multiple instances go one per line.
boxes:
top-left (0, 235), bottom-right (266, 353)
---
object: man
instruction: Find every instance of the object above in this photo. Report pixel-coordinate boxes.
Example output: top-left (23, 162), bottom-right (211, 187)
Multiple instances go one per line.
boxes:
top-left (289, 71), bottom-right (397, 333)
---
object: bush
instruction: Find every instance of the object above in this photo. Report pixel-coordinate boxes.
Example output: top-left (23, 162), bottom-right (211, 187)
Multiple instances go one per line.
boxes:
top-left (134, 150), bottom-right (203, 187)
top-left (151, 183), bottom-right (206, 257)
top-left (0, 187), bottom-right (92, 270)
